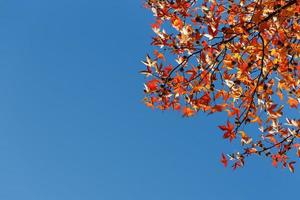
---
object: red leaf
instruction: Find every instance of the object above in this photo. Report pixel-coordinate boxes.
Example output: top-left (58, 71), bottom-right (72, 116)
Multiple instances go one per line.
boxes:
top-left (220, 153), bottom-right (228, 168)
top-left (218, 121), bottom-right (236, 142)
top-left (146, 79), bottom-right (159, 93)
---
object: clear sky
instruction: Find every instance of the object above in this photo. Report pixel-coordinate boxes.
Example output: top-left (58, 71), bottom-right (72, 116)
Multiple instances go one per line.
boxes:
top-left (0, 0), bottom-right (298, 200)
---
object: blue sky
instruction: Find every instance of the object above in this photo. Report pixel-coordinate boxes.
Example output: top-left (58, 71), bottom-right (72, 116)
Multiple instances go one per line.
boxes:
top-left (0, 0), bottom-right (298, 199)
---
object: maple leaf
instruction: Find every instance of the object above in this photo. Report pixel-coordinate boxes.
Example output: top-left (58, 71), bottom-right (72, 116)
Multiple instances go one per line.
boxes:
top-left (154, 50), bottom-right (165, 60)
top-left (233, 161), bottom-right (243, 170)
top-left (288, 97), bottom-right (298, 108)
top-left (272, 155), bottom-right (279, 168)
top-left (245, 148), bottom-right (257, 155)
top-left (145, 79), bottom-right (159, 93)
top-left (182, 107), bottom-right (194, 117)
top-left (226, 104), bottom-right (240, 118)
top-left (239, 131), bottom-right (252, 145)
top-left (219, 121), bottom-right (236, 142)
top-left (151, 19), bottom-right (162, 29)
top-left (171, 16), bottom-right (183, 30)
top-left (265, 134), bottom-right (278, 145)
top-left (251, 116), bottom-right (262, 126)
top-left (172, 101), bottom-right (181, 111)
top-left (141, 55), bottom-right (157, 68)
top-left (220, 153), bottom-right (228, 168)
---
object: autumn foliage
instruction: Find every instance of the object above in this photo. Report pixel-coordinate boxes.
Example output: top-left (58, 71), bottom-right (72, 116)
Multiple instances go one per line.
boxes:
top-left (141, 0), bottom-right (300, 172)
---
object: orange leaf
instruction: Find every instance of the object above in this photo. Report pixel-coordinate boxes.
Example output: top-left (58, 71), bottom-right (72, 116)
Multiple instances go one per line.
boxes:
top-left (277, 91), bottom-right (283, 100)
top-left (251, 116), bottom-right (262, 126)
top-left (171, 16), bottom-right (183, 30)
top-left (145, 102), bottom-right (154, 109)
top-left (154, 50), bottom-right (165, 60)
top-left (288, 97), bottom-right (298, 108)
top-left (266, 134), bottom-right (278, 145)
top-left (182, 107), bottom-right (194, 117)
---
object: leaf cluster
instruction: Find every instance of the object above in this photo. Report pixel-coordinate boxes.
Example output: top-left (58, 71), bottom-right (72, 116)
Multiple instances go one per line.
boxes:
top-left (141, 0), bottom-right (300, 172)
